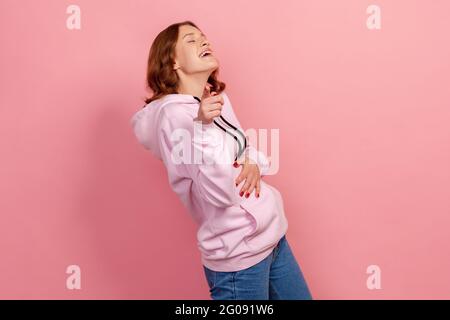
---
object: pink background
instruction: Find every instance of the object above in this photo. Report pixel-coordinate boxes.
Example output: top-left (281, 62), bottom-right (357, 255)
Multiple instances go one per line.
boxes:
top-left (1, 0), bottom-right (449, 299)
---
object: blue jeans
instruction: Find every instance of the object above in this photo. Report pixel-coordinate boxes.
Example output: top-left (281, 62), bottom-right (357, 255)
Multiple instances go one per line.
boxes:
top-left (203, 235), bottom-right (313, 300)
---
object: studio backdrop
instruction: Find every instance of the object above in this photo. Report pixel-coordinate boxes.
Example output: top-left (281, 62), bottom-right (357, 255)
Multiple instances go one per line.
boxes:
top-left (0, 0), bottom-right (449, 299)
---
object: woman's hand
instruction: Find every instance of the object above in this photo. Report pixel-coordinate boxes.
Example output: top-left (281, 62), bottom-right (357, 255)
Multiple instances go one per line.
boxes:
top-left (198, 84), bottom-right (261, 198)
top-left (234, 156), bottom-right (261, 198)
top-left (194, 85), bottom-right (224, 124)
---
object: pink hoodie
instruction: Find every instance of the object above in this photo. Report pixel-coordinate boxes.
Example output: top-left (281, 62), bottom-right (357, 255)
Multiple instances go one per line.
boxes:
top-left (130, 91), bottom-right (288, 272)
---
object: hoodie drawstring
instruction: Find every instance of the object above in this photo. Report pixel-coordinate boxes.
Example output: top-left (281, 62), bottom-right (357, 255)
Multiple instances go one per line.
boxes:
top-left (193, 96), bottom-right (247, 163)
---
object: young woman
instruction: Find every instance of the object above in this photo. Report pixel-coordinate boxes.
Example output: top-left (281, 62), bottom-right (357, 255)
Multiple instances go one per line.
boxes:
top-left (130, 21), bottom-right (312, 300)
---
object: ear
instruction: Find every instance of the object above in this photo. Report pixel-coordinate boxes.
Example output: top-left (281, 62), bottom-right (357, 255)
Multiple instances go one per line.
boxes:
top-left (173, 60), bottom-right (180, 70)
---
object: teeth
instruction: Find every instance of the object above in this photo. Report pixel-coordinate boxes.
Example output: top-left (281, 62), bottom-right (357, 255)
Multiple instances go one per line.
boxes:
top-left (200, 51), bottom-right (211, 57)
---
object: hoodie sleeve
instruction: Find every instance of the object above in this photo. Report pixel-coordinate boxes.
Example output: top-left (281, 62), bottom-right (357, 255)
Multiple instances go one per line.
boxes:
top-left (222, 92), bottom-right (271, 177)
top-left (158, 107), bottom-right (241, 208)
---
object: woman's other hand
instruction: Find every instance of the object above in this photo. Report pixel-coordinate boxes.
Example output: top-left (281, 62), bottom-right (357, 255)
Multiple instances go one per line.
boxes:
top-left (234, 156), bottom-right (261, 198)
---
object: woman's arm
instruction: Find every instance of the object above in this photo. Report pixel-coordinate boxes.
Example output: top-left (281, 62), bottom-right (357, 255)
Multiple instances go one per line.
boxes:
top-left (222, 92), bottom-right (271, 177)
top-left (158, 106), bottom-right (241, 208)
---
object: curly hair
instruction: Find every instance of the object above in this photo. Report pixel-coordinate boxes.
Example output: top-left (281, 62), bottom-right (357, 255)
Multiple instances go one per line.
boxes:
top-left (143, 20), bottom-right (226, 106)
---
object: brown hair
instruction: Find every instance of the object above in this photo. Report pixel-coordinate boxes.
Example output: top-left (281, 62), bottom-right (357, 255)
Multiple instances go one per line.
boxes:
top-left (143, 21), bottom-right (226, 106)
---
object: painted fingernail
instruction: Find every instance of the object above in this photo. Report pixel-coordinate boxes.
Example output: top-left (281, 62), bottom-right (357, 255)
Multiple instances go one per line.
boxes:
top-left (239, 191), bottom-right (244, 197)
top-left (233, 161), bottom-right (239, 168)
top-left (256, 193), bottom-right (260, 198)
top-left (245, 193), bottom-right (250, 198)
top-left (235, 183), bottom-right (238, 186)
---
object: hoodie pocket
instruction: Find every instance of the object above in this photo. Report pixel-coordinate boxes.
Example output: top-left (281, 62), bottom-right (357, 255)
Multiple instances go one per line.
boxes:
top-left (239, 182), bottom-right (279, 241)
top-left (197, 220), bottom-right (226, 257)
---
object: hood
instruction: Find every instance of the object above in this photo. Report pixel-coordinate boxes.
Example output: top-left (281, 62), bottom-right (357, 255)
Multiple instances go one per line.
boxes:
top-left (130, 93), bottom-right (199, 160)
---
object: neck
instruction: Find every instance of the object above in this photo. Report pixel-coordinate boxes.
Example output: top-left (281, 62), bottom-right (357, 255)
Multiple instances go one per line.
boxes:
top-left (177, 72), bottom-right (211, 99)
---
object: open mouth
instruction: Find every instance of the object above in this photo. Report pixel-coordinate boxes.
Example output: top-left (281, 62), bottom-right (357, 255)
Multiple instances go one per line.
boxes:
top-left (199, 50), bottom-right (213, 58)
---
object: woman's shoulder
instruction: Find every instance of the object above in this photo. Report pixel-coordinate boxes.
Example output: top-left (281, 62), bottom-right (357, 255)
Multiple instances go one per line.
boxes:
top-left (158, 103), bottom-right (196, 133)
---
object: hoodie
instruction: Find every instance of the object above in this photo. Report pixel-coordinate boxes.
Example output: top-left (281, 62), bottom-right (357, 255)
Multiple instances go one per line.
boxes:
top-left (130, 91), bottom-right (288, 272)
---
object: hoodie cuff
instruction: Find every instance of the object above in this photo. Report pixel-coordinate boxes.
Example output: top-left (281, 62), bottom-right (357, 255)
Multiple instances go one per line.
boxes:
top-left (193, 118), bottom-right (215, 129)
top-left (243, 145), bottom-right (271, 176)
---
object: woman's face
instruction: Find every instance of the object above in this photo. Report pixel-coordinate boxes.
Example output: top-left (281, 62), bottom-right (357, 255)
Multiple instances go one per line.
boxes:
top-left (173, 25), bottom-right (219, 75)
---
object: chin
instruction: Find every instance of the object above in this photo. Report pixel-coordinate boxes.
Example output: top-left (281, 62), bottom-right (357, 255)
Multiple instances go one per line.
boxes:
top-left (199, 64), bottom-right (219, 74)
top-left (194, 59), bottom-right (219, 73)
top-left (208, 59), bottom-right (220, 71)
top-left (210, 63), bottom-right (219, 73)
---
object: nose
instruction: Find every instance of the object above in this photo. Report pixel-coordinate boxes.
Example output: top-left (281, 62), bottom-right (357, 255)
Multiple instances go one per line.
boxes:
top-left (201, 37), bottom-right (209, 48)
